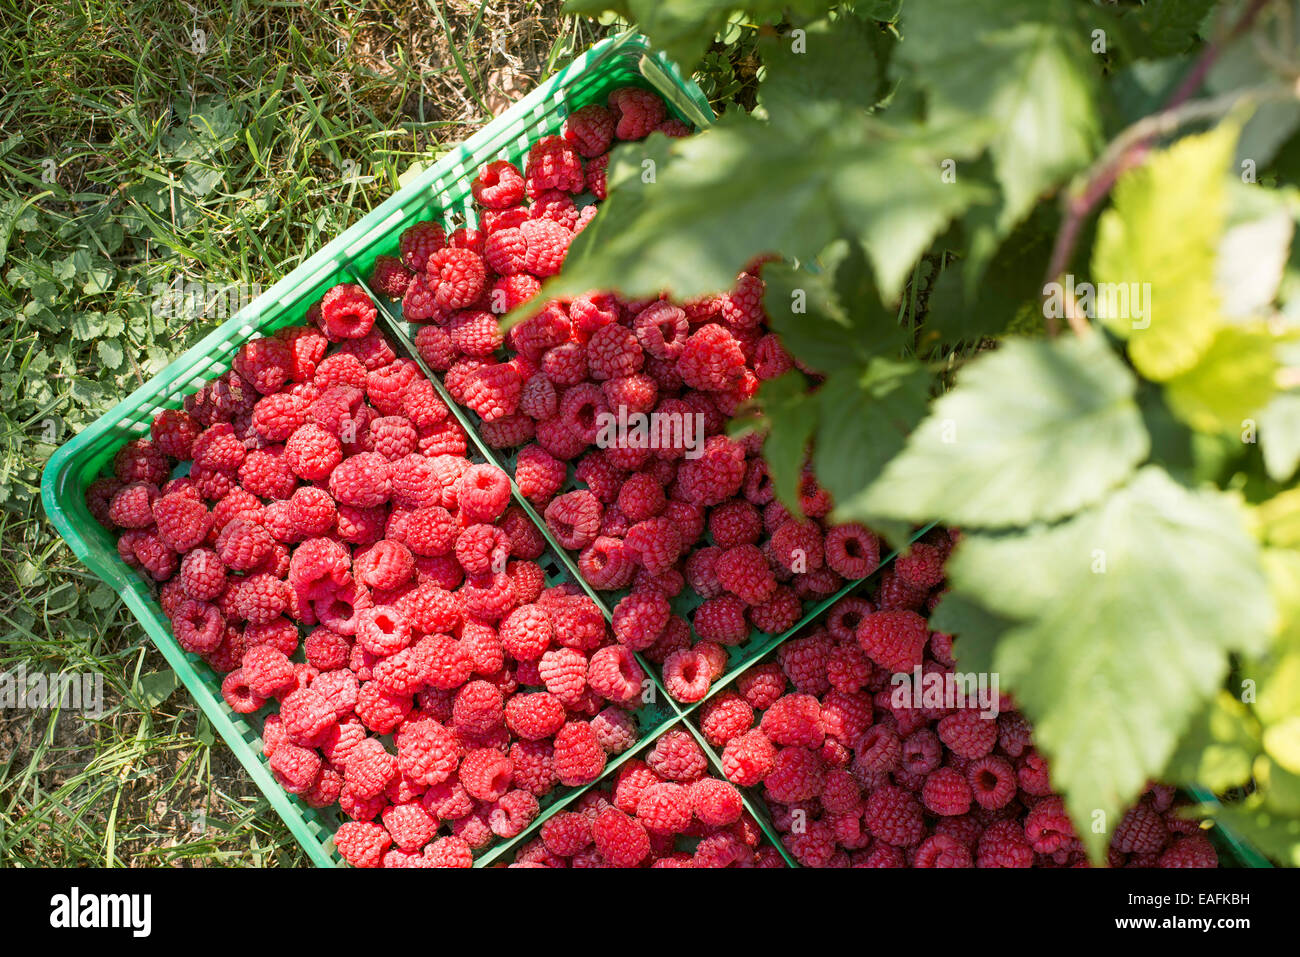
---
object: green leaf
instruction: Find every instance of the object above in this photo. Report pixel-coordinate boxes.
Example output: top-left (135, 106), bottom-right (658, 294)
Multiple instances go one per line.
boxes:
top-left (897, 0), bottom-right (1101, 235)
top-left (96, 339), bottom-right (125, 370)
top-left (1163, 324), bottom-right (1280, 434)
top-left (1093, 123), bottom-right (1237, 381)
top-left (758, 15), bottom-right (885, 120)
top-left (946, 466), bottom-right (1275, 861)
top-left (1212, 796), bottom-right (1300, 867)
top-left (754, 371), bottom-right (816, 511)
top-left (1166, 691), bottom-right (1259, 793)
top-left (816, 358), bottom-right (931, 523)
top-left (538, 110), bottom-right (987, 313)
top-left (1216, 200), bottom-right (1294, 320)
top-left (1208, 8), bottom-right (1300, 169)
top-left (761, 240), bottom-right (906, 374)
top-left (562, 0), bottom-right (836, 70)
top-left (1261, 392), bottom-right (1300, 483)
top-left (929, 590), bottom-right (1017, 677)
top-left (136, 669), bottom-right (179, 708)
top-left (1121, 0), bottom-right (1214, 57)
top-left (858, 335), bottom-right (1149, 527)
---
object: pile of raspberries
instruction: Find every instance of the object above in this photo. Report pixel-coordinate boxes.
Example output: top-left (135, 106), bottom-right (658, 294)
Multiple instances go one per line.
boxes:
top-left (86, 306), bottom-right (661, 867)
top-left (507, 728), bottom-right (781, 867)
top-left (85, 83), bottom-right (1220, 868)
top-left (702, 526), bottom-right (1218, 868)
top-left (372, 84), bottom-right (884, 706)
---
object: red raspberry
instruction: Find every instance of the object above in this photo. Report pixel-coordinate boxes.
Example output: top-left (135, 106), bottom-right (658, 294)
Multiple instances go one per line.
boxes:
top-left (708, 500), bottom-right (761, 548)
top-left (177, 548), bottom-right (225, 601)
top-left (219, 668), bottom-right (265, 713)
top-left (422, 835), bottom-right (472, 868)
top-left (587, 645), bottom-right (645, 706)
top-left (563, 103), bottom-right (615, 156)
top-left (366, 359), bottom-right (419, 417)
top-left (191, 423), bottom-right (246, 473)
top-left (452, 679), bottom-right (505, 735)
top-left (1112, 803), bottom-right (1170, 855)
top-left (457, 747), bottom-right (513, 803)
top-left (523, 135), bottom-right (584, 197)
top-left (729, 665), bottom-right (781, 716)
top-left (328, 452), bottom-right (391, 509)
top-left (503, 691), bottom-right (563, 740)
top-left (608, 589), bottom-right (666, 651)
top-left (513, 446), bottom-right (565, 507)
top-left (278, 686), bottom-right (338, 746)
top-left (377, 801), bottom-right (434, 853)
top-left (618, 519), bottom-right (676, 578)
top-left (238, 447), bottom-right (296, 500)
top-left (688, 778), bottom-right (743, 827)
top-left (1024, 796), bottom-right (1076, 854)
top-left (765, 747), bottom-right (826, 803)
top-left (636, 782), bottom-right (692, 834)
top-left (592, 807), bottom-right (649, 866)
top-left (675, 435), bottom-right (746, 507)
top-left (150, 493), bottom-right (211, 552)
top-left (356, 605), bottom-right (412, 657)
top-left (114, 438), bottom-right (170, 485)
top-left (646, 729), bottom-right (708, 782)
top-left (541, 811), bottom-right (593, 857)
top-left (334, 820), bottom-right (391, 868)
top-left (657, 646), bottom-right (710, 703)
top-left (922, 767), bottom-right (973, 816)
top-left (874, 567), bottom-right (928, 611)
top-left (713, 544), bottom-right (777, 605)
top-left (689, 594), bottom-right (746, 646)
top-left (319, 284), bottom-right (377, 339)
top-left (460, 364), bottom-right (520, 423)
top-left (895, 542), bottom-right (946, 590)
top-left (492, 600), bottom-right (549, 659)
top-left (368, 254), bottom-right (413, 299)
top-left (410, 326), bottom-right (454, 375)
top-left (517, 218), bottom-right (570, 277)
top-left (534, 647), bottom-right (585, 707)
top-left (761, 694), bottom-right (826, 749)
top-left (364, 415), bottom-right (416, 461)
top-left (586, 323), bottom-right (644, 381)
top-left (354, 680), bottom-right (413, 734)
top-left (456, 463), bottom-right (512, 523)
top-left (282, 423), bottom-right (341, 481)
top-left (269, 742), bottom-right (322, 795)
top-left (937, 709), bottom-right (998, 760)
top-left (584, 152), bottom-right (609, 199)
top-left (608, 87), bottom-right (666, 140)
top-left (251, 392), bottom-right (307, 443)
top-left (824, 523), bottom-right (880, 580)
top-left (856, 609), bottom-right (928, 674)
top-left (343, 737), bottom-right (398, 800)
top-left (542, 490), bottom-right (601, 550)
top-left (677, 324), bottom-right (745, 393)
top-left (976, 819), bottom-right (1034, 868)
top-left (170, 600), bottom-right (222, 654)
top-left (488, 789), bottom-right (539, 838)
top-left (865, 784), bottom-right (925, 847)
top-left (453, 523), bottom-right (509, 578)
top-left (240, 645), bottom-right (295, 698)
top-left (459, 571), bottom-right (518, 621)
top-left (423, 247), bottom-right (486, 309)
top-left (471, 160), bottom-right (525, 208)
top-left (912, 833), bottom-right (973, 868)
top-left (553, 720), bottom-right (607, 786)
top-left (232, 336), bottom-right (292, 395)
top-left (150, 409), bottom-right (200, 459)
top-left (213, 518), bottom-right (270, 572)
top-left (401, 272), bottom-right (447, 323)
top-left (399, 220), bottom-right (446, 271)
top-left (966, 755), bottom-right (1017, 811)
top-left (719, 270), bottom-right (765, 330)
top-left (1158, 834), bottom-right (1217, 868)
top-left (573, 536), bottom-right (632, 591)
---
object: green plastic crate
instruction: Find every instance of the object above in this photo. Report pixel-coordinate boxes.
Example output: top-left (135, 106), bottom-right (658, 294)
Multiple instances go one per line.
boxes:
top-left (39, 28), bottom-right (1270, 869)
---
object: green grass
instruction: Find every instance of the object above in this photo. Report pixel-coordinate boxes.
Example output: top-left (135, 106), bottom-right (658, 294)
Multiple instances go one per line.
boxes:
top-left (0, 0), bottom-right (602, 867)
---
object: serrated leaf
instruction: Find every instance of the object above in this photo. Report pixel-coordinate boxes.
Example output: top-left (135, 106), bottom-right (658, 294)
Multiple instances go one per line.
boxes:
top-left (929, 590), bottom-right (1017, 678)
top-left (1093, 124), bottom-right (1237, 380)
top-left (1166, 691), bottom-right (1259, 793)
top-left (136, 669), bottom-right (179, 708)
top-left (1260, 392), bottom-right (1300, 483)
top-left (563, 0), bottom-right (836, 70)
top-left (758, 15), bottom-right (884, 120)
top-left (754, 371), bottom-right (815, 511)
top-left (1163, 324), bottom-right (1279, 434)
top-left (897, 0), bottom-right (1101, 236)
top-left (858, 335), bottom-right (1149, 527)
top-left (96, 339), bottom-right (124, 369)
top-left (816, 358), bottom-right (931, 522)
top-left (1217, 206), bottom-right (1293, 320)
top-left (762, 240), bottom-right (906, 374)
top-left (1212, 796), bottom-right (1300, 866)
top-left (536, 110), bottom-right (986, 314)
top-left (946, 467), bottom-right (1275, 861)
